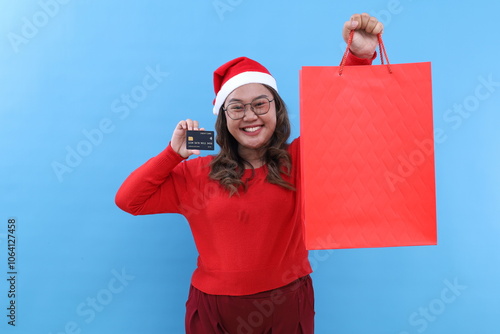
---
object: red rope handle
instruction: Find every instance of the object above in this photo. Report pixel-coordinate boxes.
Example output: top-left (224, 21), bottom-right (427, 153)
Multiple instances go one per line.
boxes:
top-left (338, 30), bottom-right (354, 76)
top-left (378, 34), bottom-right (392, 73)
top-left (338, 30), bottom-right (392, 75)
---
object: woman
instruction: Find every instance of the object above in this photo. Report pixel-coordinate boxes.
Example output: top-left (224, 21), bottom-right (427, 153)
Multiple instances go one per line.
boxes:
top-left (115, 13), bottom-right (383, 334)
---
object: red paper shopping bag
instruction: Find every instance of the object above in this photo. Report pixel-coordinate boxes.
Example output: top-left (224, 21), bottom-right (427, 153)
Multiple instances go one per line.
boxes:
top-left (300, 33), bottom-right (437, 250)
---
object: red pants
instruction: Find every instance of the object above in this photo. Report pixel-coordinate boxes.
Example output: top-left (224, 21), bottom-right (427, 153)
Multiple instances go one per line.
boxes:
top-left (185, 275), bottom-right (315, 334)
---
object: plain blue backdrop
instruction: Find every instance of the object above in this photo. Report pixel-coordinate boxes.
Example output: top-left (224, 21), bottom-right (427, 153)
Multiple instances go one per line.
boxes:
top-left (1, 1), bottom-right (499, 333)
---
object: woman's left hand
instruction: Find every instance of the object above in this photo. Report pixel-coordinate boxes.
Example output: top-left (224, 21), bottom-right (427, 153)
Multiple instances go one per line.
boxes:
top-left (342, 13), bottom-right (384, 59)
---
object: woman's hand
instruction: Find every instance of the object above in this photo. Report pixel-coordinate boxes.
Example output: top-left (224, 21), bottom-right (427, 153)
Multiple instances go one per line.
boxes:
top-left (342, 13), bottom-right (384, 59)
top-left (170, 119), bottom-right (204, 158)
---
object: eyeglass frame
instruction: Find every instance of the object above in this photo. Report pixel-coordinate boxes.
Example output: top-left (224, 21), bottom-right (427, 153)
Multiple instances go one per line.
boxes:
top-left (222, 96), bottom-right (275, 120)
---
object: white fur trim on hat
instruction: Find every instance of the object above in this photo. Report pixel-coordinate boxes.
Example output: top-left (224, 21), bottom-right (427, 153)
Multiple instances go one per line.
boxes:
top-left (213, 71), bottom-right (278, 115)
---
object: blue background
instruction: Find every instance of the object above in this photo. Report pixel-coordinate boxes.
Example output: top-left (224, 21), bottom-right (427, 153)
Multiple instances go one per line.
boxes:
top-left (1, 1), bottom-right (499, 333)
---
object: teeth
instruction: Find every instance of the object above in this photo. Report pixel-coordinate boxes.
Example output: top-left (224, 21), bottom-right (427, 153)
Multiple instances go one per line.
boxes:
top-left (243, 126), bottom-right (261, 132)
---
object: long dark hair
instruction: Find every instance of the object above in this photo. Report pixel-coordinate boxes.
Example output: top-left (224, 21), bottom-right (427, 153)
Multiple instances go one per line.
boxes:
top-left (209, 85), bottom-right (295, 196)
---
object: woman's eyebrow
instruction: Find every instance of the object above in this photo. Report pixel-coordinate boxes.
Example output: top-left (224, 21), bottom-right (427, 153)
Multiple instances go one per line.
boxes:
top-left (227, 95), bottom-right (269, 103)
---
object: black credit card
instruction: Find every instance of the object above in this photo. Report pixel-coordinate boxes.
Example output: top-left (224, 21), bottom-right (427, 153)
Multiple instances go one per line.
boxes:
top-left (186, 130), bottom-right (215, 150)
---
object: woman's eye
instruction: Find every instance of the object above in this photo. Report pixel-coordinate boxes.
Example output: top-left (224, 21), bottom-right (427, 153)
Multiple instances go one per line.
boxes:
top-left (229, 105), bottom-right (243, 111)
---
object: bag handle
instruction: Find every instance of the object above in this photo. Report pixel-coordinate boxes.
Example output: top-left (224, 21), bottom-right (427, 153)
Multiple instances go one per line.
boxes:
top-left (339, 30), bottom-right (392, 76)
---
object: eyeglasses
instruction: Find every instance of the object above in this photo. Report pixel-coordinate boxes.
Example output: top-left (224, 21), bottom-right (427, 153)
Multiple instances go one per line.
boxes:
top-left (223, 97), bottom-right (274, 120)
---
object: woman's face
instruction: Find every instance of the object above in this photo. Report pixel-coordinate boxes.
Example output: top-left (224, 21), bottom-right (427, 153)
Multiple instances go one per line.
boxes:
top-left (224, 83), bottom-right (276, 155)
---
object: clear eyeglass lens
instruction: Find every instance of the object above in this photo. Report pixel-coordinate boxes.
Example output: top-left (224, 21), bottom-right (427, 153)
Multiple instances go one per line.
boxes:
top-left (251, 99), bottom-right (270, 114)
top-left (226, 98), bottom-right (270, 119)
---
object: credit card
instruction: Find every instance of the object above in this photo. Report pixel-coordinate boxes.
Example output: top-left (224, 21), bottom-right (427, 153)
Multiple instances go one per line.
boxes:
top-left (186, 130), bottom-right (215, 150)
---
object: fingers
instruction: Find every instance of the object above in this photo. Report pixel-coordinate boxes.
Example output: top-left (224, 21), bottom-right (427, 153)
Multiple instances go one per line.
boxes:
top-left (342, 13), bottom-right (383, 44)
top-left (343, 18), bottom-right (357, 32)
top-left (350, 13), bottom-right (384, 35)
top-left (342, 19), bottom-right (358, 42)
top-left (177, 119), bottom-right (200, 131)
top-left (172, 119), bottom-right (204, 158)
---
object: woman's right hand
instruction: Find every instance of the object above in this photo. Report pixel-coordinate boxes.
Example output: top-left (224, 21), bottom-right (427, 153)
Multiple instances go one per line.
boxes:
top-left (342, 13), bottom-right (384, 59)
top-left (170, 119), bottom-right (204, 158)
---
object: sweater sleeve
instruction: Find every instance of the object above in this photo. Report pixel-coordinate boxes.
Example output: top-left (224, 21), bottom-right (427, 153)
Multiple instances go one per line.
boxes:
top-left (115, 144), bottom-right (188, 216)
top-left (344, 50), bottom-right (376, 66)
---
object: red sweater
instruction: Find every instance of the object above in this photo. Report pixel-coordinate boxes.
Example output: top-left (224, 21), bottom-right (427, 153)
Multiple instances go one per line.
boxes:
top-left (115, 139), bottom-right (311, 296)
top-left (115, 52), bottom-right (373, 296)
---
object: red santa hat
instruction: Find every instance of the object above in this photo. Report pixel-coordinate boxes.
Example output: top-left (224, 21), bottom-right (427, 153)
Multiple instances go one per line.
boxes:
top-left (212, 57), bottom-right (278, 115)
